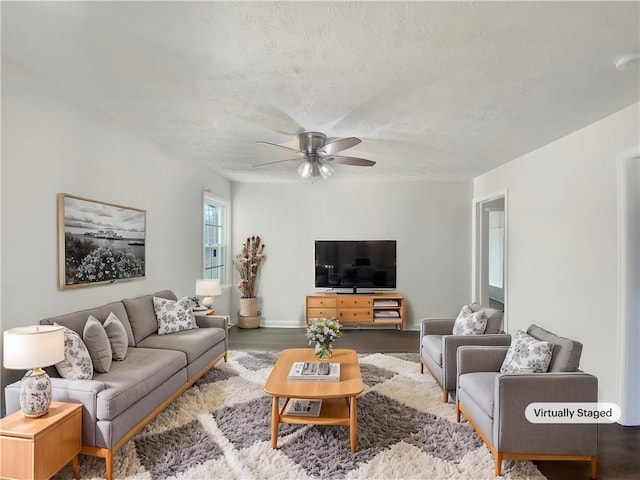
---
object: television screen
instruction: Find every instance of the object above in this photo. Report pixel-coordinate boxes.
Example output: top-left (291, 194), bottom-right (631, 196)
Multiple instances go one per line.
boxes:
top-left (315, 240), bottom-right (397, 290)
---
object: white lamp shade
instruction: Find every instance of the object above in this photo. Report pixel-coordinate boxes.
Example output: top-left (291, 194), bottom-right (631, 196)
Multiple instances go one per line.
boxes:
top-left (3, 325), bottom-right (65, 370)
top-left (195, 279), bottom-right (222, 297)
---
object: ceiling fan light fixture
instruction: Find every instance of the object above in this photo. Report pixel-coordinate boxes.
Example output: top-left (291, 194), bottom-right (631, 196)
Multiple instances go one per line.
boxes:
top-left (298, 159), bottom-right (313, 178)
top-left (319, 160), bottom-right (334, 179)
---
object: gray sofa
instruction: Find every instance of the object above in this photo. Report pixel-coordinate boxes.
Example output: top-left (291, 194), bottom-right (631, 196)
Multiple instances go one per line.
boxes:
top-left (5, 290), bottom-right (228, 480)
top-left (456, 324), bottom-right (598, 478)
top-left (420, 303), bottom-right (511, 402)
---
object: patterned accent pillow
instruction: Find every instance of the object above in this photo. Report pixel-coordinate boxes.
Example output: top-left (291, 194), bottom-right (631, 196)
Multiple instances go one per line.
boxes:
top-left (452, 307), bottom-right (487, 335)
top-left (54, 325), bottom-right (93, 380)
top-left (83, 316), bottom-right (112, 373)
top-left (153, 296), bottom-right (198, 335)
top-left (104, 312), bottom-right (128, 360)
top-left (500, 330), bottom-right (554, 374)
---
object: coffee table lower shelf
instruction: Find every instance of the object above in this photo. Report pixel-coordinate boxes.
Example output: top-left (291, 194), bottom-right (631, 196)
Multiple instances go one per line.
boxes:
top-left (271, 396), bottom-right (357, 451)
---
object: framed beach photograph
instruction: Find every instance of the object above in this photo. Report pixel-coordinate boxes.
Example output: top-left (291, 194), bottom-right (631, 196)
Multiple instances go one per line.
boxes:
top-left (58, 193), bottom-right (146, 289)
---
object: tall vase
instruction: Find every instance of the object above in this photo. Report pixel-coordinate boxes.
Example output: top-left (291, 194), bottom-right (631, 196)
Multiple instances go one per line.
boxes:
top-left (239, 297), bottom-right (259, 316)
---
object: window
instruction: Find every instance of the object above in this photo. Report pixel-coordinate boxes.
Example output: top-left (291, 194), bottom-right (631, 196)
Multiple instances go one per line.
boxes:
top-left (203, 193), bottom-right (229, 285)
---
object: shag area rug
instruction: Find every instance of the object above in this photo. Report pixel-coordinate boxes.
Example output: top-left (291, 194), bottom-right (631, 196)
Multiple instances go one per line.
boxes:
top-left (55, 351), bottom-right (546, 480)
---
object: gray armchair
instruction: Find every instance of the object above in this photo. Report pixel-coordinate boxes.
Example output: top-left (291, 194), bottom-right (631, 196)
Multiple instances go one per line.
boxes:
top-left (419, 303), bottom-right (511, 402)
top-left (456, 324), bottom-right (598, 478)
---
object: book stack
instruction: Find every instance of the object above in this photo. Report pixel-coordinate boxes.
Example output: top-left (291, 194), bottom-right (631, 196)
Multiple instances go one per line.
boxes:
top-left (283, 399), bottom-right (322, 416)
top-left (287, 361), bottom-right (340, 382)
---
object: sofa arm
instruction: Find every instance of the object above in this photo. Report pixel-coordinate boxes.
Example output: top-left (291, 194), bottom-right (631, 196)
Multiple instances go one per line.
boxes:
top-left (494, 373), bottom-right (598, 455)
top-left (420, 318), bottom-right (455, 337)
top-left (6, 377), bottom-right (105, 447)
top-left (196, 314), bottom-right (229, 352)
top-left (441, 334), bottom-right (511, 390)
top-left (457, 345), bottom-right (509, 375)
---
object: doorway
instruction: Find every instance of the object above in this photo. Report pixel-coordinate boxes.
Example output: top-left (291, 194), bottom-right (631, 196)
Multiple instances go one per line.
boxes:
top-left (473, 191), bottom-right (507, 328)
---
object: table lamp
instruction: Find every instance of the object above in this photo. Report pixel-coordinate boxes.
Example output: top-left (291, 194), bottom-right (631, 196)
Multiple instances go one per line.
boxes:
top-left (3, 325), bottom-right (65, 418)
top-left (195, 279), bottom-right (222, 310)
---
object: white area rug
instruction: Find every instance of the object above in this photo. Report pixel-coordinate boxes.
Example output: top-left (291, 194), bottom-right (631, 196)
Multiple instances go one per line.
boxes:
top-left (54, 351), bottom-right (546, 479)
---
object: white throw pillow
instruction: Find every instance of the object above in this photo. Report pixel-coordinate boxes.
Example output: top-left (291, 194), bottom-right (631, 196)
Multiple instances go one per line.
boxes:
top-left (83, 316), bottom-right (112, 373)
top-left (104, 312), bottom-right (128, 360)
top-left (452, 305), bottom-right (487, 335)
top-left (500, 330), bottom-right (554, 374)
top-left (153, 296), bottom-right (198, 335)
top-left (55, 325), bottom-right (93, 380)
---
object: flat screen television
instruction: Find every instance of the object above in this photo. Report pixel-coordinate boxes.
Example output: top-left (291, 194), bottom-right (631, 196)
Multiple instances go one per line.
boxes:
top-left (315, 240), bottom-right (397, 292)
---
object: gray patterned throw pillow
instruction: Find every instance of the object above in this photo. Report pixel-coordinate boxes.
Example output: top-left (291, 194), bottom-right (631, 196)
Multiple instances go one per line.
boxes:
top-left (452, 306), bottom-right (487, 335)
top-left (54, 325), bottom-right (93, 380)
top-left (500, 329), bottom-right (554, 374)
top-left (153, 296), bottom-right (198, 335)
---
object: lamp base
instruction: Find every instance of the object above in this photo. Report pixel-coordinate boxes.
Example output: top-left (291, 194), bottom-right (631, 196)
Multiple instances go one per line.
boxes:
top-left (201, 296), bottom-right (214, 309)
top-left (20, 368), bottom-right (52, 418)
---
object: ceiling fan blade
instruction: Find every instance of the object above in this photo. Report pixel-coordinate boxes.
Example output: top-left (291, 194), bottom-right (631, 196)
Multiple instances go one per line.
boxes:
top-left (319, 137), bottom-right (361, 156)
top-left (256, 141), bottom-right (301, 155)
top-left (252, 158), bottom-right (300, 168)
top-left (326, 156), bottom-right (376, 167)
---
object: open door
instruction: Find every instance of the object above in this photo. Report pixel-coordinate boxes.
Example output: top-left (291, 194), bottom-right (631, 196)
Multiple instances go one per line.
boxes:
top-left (473, 191), bottom-right (507, 328)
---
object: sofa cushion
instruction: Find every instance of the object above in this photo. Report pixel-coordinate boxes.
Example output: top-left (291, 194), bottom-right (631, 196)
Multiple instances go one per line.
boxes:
top-left (137, 327), bottom-right (226, 364)
top-left (94, 347), bottom-right (186, 421)
top-left (122, 290), bottom-right (177, 344)
top-left (527, 324), bottom-right (583, 372)
top-left (41, 302), bottom-right (135, 348)
top-left (470, 303), bottom-right (503, 334)
top-left (500, 330), bottom-right (553, 374)
top-left (83, 316), bottom-right (112, 373)
top-left (453, 310), bottom-right (487, 335)
top-left (104, 312), bottom-right (128, 360)
top-left (152, 296), bottom-right (198, 335)
top-left (458, 371), bottom-right (500, 419)
top-left (421, 334), bottom-right (443, 366)
top-left (55, 325), bottom-right (93, 380)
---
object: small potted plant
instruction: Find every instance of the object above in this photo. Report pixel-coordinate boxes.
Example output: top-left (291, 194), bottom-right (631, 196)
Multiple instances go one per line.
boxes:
top-left (305, 317), bottom-right (342, 359)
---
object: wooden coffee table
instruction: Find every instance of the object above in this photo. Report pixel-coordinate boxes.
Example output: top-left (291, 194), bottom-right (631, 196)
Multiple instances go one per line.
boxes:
top-left (264, 348), bottom-right (363, 452)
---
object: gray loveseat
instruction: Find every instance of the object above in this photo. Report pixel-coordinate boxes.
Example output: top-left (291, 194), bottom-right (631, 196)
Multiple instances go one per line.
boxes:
top-left (5, 290), bottom-right (228, 480)
top-left (456, 324), bottom-right (598, 478)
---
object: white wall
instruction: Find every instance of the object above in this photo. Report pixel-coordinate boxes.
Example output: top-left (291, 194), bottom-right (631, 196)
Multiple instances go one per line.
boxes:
top-left (474, 103), bottom-right (640, 412)
top-left (0, 58), bottom-right (232, 399)
top-left (231, 180), bottom-right (472, 329)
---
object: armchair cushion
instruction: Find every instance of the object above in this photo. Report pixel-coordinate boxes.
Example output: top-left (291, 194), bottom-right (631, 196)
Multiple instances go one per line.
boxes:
top-left (500, 330), bottom-right (553, 374)
top-left (453, 310), bottom-right (487, 335)
top-left (470, 303), bottom-right (503, 334)
top-left (527, 324), bottom-right (582, 372)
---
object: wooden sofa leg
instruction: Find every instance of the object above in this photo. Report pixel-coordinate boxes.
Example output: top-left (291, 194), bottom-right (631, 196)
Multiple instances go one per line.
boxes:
top-left (442, 389), bottom-right (448, 403)
top-left (456, 403), bottom-right (460, 423)
top-left (590, 456), bottom-right (597, 479)
top-left (494, 452), bottom-right (502, 477)
top-left (420, 361), bottom-right (424, 374)
top-left (106, 449), bottom-right (114, 480)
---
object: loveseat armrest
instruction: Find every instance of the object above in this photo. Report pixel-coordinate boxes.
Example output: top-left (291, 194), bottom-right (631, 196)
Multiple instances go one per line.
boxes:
top-left (494, 372), bottom-right (598, 455)
top-left (196, 315), bottom-right (229, 352)
top-left (442, 334), bottom-right (511, 389)
top-left (6, 377), bottom-right (105, 447)
top-left (457, 345), bottom-right (509, 375)
top-left (420, 318), bottom-right (455, 337)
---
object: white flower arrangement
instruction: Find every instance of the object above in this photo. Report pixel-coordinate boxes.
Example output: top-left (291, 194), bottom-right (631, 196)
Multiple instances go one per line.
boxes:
top-left (305, 317), bottom-right (342, 349)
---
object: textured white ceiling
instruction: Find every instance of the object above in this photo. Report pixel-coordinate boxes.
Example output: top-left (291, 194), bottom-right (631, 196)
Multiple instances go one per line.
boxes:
top-left (2, 1), bottom-right (639, 182)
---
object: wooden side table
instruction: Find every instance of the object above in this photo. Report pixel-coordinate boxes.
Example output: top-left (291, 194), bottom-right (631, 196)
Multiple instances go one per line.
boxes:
top-left (0, 401), bottom-right (82, 480)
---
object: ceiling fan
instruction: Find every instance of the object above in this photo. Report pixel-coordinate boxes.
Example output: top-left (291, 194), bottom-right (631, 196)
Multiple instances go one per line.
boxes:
top-left (253, 132), bottom-right (375, 179)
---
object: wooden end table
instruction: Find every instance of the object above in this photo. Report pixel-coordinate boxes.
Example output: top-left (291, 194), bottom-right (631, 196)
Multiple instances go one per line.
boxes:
top-left (0, 401), bottom-right (82, 480)
top-left (264, 348), bottom-right (363, 452)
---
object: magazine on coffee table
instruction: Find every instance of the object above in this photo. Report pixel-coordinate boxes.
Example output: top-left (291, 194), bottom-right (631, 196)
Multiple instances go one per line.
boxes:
top-left (287, 362), bottom-right (340, 381)
top-left (284, 399), bottom-right (322, 417)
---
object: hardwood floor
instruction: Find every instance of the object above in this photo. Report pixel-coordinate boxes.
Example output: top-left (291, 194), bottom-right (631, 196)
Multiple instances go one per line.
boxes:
top-left (228, 326), bottom-right (640, 480)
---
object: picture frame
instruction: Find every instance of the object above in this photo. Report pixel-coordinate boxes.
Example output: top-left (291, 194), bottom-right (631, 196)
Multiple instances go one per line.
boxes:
top-left (58, 193), bottom-right (146, 289)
